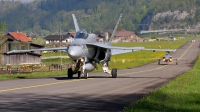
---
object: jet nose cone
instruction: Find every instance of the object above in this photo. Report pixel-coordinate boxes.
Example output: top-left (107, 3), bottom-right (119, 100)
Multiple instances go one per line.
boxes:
top-left (68, 46), bottom-right (83, 60)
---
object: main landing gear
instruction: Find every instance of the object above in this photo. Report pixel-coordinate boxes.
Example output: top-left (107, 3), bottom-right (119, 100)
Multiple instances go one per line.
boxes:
top-left (83, 71), bottom-right (88, 79)
top-left (67, 59), bottom-right (118, 79)
top-left (111, 68), bottom-right (117, 78)
top-left (68, 67), bottom-right (118, 79)
top-left (67, 59), bottom-right (83, 79)
top-left (158, 59), bottom-right (161, 65)
top-left (176, 59), bottom-right (178, 65)
top-left (158, 59), bottom-right (178, 65)
top-left (67, 68), bottom-right (82, 79)
top-left (67, 68), bottom-right (73, 78)
top-left (102, 62), bottom-right (117, 78)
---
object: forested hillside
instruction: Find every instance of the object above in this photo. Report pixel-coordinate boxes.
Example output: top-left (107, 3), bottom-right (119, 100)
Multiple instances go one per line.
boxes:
top-left (0, 0), bottom-right (200, 36)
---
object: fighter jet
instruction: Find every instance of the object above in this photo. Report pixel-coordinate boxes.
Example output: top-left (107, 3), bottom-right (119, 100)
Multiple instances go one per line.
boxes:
top-left (168, 35), bottom-right (176, 41)
top-left (158, 51), bottom-right (178, 65)
top-left (7, 13), bottom-right (176, 79)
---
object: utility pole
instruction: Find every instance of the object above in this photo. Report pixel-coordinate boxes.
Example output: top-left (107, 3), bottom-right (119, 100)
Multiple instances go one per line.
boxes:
top-left (59, 25), bottom-right (62, 65)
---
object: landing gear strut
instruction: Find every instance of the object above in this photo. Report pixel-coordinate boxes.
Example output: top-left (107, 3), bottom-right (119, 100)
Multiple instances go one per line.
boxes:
top-left (68, 58), bottom-right (84, 79)
top-left (102, 62), bottom-right (117, 78)
top-left (78, 71), bottom-right (81, 79)
top-left (83, 71), bottom-right (88, 79)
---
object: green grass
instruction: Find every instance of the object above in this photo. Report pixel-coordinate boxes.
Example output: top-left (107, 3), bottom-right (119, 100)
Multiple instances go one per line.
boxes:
top-left (42, 51), bottom-right (68, 57)
top-left (139, 33), bottom-right (197, 39)
top-left (123, 58), bottom-right (200, 111)
top-left (112, 39), bottom-right (189, 49)
top-left (42, 58), bottom-right (72, 66)
top-left (0, 71), bottom-right (67, 80)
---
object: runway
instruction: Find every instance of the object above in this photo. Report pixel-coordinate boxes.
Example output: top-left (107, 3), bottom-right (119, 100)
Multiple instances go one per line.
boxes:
top-left (0, 40), bottom-right (199, 112)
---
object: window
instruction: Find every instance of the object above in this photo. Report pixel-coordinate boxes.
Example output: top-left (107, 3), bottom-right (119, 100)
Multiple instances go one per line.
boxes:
top-left (9, 42), bottom-right (30, 51)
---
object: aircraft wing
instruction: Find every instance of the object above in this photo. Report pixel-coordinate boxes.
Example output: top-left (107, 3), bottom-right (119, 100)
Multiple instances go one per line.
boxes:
top-left (86, 43), bottom-right (144, 55)
top-left (111, 49), bottom-right (135, 55)
top-left (86, 43), bottom-right (176, 52)
top-left (86, 43), bottom-right (144, 50)
top-left (7, 47), bottom-right (68, 54)
top-left (86, 43), bottom-right (176, 55)
top-left (144, 48), bottom-right (176, 52)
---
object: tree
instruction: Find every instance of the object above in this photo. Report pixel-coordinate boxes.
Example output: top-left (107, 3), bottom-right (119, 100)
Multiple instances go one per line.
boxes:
top-left (32, 36), bottom-right (45, 45)
top-left (0, 22), bottom-right (6, 65)
top-left (0, 22), bottom-right (6, 32)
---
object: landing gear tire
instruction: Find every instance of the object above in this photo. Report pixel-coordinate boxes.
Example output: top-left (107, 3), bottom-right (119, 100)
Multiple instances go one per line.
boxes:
top-left (158, 59), bottom-right (160, 65)
top-left (84, 71), bottom-right (88, 79)
top-left (176, 59), bottom-right (178, 65)
top-left (78, 71), bottom-right (81, 79)
top-left (166, 61), bottom-right (169, 65)
top-left (111, 68), bottom-right (117, 78)
top-left (68, 68), bottom-right (73, 78)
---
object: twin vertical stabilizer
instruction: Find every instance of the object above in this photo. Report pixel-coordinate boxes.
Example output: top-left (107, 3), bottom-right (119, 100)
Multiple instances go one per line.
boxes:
top-left (72, 13), bottom-right (122, 44)
top-left (72, 14), bottom-right (80, 32)
top-left (108, 13), bottom-right (123, 45)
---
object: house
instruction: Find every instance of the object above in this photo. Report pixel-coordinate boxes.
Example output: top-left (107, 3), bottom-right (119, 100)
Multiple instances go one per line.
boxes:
top-left (97, 30), bottom-right (143, 43)
top-left (114, 30), bottom-right (143, 42)
top-left (1, 32), bottom-right (44, 65)
top-left (44, 33), bottom-right (74, 44)
top-left (96, 33), bottom-right (106, 42)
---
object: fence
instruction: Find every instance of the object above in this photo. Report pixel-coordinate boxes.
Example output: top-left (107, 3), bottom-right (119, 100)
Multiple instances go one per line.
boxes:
top-left (0, 64), bottom-right (70, 75)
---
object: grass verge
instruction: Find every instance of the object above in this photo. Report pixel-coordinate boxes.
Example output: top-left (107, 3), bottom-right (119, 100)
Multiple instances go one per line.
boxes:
top-left (0, 71), bottom-right (67, 81)
top-left (123, 54), bottom-right (200, 112)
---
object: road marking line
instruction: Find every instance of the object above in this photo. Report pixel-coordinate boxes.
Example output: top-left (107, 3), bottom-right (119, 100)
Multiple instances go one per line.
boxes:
top-left (0, 42), bottom-right (195, 93)
top-left (0, 79), bottom-right (89, 93)
top-left (179, 42), bottom-right (194, 59)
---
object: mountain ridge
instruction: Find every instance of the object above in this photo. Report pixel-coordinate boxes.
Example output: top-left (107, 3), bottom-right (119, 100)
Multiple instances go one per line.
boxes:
top-left (0, 0), bottom-right (200, 36)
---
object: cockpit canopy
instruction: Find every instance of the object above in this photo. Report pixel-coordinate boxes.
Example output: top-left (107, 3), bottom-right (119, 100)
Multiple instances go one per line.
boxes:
top-left (74, 30), bottom-right (88, 39)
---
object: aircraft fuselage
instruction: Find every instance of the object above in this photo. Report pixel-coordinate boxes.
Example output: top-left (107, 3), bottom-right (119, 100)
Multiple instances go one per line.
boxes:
top-left (68, 31), bottom-right (97, 60)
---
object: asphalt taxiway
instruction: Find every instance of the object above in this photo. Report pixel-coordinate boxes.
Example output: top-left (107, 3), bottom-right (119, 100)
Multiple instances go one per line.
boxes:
top-left (0, 40), bottom-right (199, 112)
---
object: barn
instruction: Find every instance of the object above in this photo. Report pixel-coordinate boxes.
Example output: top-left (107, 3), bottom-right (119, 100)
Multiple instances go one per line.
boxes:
top-left (1, 32), bottom-right (44, 65)
top-left (113, 30), bottom-right (143, 42)
top-left (97, 30), bottom-right (143, 43)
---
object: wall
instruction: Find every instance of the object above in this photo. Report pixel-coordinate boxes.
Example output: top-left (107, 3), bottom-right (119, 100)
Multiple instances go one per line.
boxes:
top-left (2, 54), bottom-right (41, 65)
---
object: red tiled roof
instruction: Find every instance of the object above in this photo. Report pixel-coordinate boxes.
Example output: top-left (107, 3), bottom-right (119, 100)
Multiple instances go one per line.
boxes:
top-left (69, 32), bottom-right (75, 37)
top-left (8, 32), bottom-right (31, 42)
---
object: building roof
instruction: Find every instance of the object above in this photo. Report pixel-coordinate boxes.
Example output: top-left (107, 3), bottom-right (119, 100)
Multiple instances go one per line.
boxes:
top-left (30, 43), bottom-right (44, 48)
top-left (69, 32), bottom-right (75, 37)
top-left (8, 32), bottom-right (31, 42)
top-left (44, 33), bottom-right (73, 40)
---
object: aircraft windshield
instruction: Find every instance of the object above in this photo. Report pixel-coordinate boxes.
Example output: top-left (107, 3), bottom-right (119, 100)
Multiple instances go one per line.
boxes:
top-left (74, 30), bottom-right (88, 39)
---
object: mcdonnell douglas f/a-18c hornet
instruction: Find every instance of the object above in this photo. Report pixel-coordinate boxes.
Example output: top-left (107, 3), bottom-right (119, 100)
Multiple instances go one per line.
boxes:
top-left (8, 13), bottom-right (176, 79)
top-left (158, 51), bottom-right (178, 65)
